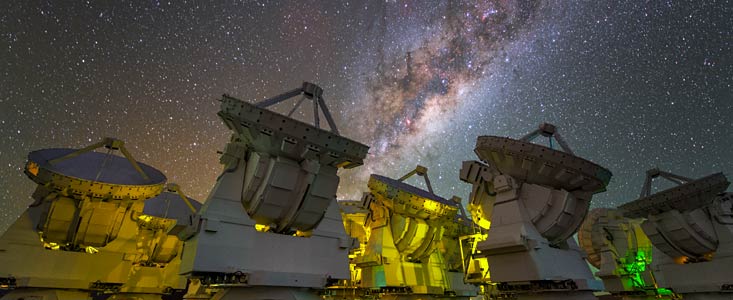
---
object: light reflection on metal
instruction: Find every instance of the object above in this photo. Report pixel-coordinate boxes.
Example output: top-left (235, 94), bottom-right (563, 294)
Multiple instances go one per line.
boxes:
top-left (0, 138), bottom-right (198, 299)
top-left (342, 166), bottom-right (477, 298)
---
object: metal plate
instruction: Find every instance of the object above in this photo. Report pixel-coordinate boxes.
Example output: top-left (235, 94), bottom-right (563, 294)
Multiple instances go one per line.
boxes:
top-left (620, 173), bottom-right (729, 218)
top-left (475, 136), bottom-right (612, 193)
top-left (219, 96), bottom-right (369, 169)
top-left (370, 175), bottom-right (455, 207)
top-left (368, 174), bottom-right (458, 220)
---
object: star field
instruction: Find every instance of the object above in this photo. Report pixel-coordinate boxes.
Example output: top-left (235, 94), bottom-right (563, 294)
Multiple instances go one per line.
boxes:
top-left (1, 1), bottom-right (731, 231)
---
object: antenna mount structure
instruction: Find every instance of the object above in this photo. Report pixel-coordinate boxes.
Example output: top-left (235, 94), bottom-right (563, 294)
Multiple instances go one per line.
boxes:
top-left (252, 82), bottom-right (340, 135)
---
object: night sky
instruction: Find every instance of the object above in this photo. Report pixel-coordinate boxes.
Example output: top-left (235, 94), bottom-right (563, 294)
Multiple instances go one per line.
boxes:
top-left (1, 1), bottom-right (731, 231)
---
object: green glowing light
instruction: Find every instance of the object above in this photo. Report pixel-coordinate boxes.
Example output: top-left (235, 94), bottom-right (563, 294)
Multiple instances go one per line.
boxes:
top-left (620, 249), bottom-right (651, 290)
top-left (657, 288), bottom-right (674, 296)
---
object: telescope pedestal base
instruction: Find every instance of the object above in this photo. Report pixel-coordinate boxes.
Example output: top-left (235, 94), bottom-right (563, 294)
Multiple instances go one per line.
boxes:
top-left (0, 209), bottom-right (177, 299)
top-left (617, 296), bottom-right (668, 300)
top-left (0, 289), bottom-right (92, 300)
top-left (479, 197), bottom-right (599, 284)
top-left (377, 295), bottom-right (473, 300)
top-left (651, 246), bottom-right (733, 298)
top-left (678, 293), bottom-right (733, 300)
top-left (513, 291), bottom-right (596, 300)
top-left (179, 157), bottom-right (352, 297)
top-left (108, 294), bottom-right (166, 300)
top-left (210, 287), bottom-right (321, 300)
top-left (649, 259), bottom-right (733, 299)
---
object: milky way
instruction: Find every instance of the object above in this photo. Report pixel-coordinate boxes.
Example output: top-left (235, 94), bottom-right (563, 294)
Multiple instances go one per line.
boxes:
top-left (340, 0), bottom-right (555, 197)
top-left (358, 1), bottom-right (543, 152)
top-left (1, 1), bottom-right (731, 231)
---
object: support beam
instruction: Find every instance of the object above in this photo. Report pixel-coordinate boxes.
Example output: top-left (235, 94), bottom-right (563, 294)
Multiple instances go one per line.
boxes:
top-left (249, 82), bottom-right (340, 134)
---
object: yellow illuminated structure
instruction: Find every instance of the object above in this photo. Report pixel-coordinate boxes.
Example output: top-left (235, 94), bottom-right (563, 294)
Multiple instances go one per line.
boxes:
top-left (440, 197), bottom-right (474, 276)
top-left (458, 162), bottom-right (498, 298)
top-left (329, 200), bottom-right (371, 299)
top-left (344, 166), bottom-right (477, 299)
top-left (458, 162), bottom-right (494, 287)
top-left (0, 138), bottom-right (199, 300)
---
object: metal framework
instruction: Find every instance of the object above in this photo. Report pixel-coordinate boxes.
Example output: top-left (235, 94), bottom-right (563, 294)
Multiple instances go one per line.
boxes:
top-left (638, 167), bottom-right (694, 198)
top-left (48, 137), bottom-right (150, 181)
top-left (398, 165), bottom-right (434, 194)
top-left (520, 122), bottom-right (574, 155)
top-left (166, 183), bottom-right (198, 214)
top-left (254, 81), bottom-right (340, 135)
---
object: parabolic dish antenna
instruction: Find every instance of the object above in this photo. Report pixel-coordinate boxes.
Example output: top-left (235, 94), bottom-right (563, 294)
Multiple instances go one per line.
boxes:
top-left (25, 138), bottom-right (166, 200)
top-left (620, 171), bottom-right (729, 218)
top-left (474, 123), bottom-right (612, 193)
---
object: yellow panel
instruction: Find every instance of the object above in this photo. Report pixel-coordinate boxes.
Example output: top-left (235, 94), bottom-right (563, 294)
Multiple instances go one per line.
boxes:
top-left (43, 196), bottom-right (77, 244)
top-left (152, 234), bottom-right (180, 263)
